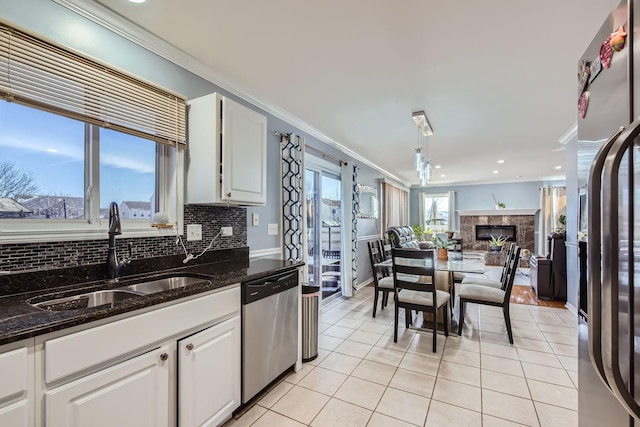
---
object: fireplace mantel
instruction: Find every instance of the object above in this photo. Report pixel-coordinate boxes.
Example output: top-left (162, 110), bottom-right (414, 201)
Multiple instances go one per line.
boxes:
top-left (457, 209), bottom-right (539, 216)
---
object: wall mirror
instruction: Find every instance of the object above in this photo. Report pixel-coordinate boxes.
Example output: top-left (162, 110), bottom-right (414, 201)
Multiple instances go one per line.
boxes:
top-left (357, 184), bottom-right (379, 219)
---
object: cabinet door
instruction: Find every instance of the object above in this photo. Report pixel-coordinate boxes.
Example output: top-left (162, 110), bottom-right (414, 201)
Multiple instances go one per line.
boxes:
top-left (179, 315), bottom-right (241, 427)
top-left (0, 343), bottom-right (32, 427)
top-left (221, 97), bottom-right (267, 205)
top-left (0, 400), bottom-right (29, 427)
top-left (45, 346), bottom-right (171, 427)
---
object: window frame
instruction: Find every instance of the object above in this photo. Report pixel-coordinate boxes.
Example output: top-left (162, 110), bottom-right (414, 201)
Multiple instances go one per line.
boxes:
top-left (418, 191), bottom-right (456, 233)
top-left (0, 120), bottom-right (184, 244)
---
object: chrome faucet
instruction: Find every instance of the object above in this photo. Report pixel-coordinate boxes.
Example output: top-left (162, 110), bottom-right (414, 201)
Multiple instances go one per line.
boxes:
top-left (107, 202), bottom-right (132, 282)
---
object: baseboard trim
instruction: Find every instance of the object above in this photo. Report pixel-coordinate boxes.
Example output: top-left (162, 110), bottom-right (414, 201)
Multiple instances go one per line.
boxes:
top-left (564, 302), bottom-right (578, 315)
top-left (249, 247), bottom-right (282, 259)
top-left (355, 279), bottom-right (373, 291)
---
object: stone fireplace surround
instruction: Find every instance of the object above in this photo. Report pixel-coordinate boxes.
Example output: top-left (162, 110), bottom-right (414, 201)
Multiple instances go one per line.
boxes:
top-left (458, 209), bottom-right (538, 267)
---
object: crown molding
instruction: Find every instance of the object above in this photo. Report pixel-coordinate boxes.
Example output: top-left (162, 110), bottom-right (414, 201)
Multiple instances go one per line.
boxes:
top-left (558, 123), bottom-right (577, 145)
top-left (52, 0), bottom-right (408, 186)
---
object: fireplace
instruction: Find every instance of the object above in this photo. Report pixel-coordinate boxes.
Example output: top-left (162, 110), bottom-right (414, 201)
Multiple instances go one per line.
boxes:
top-left (475, 225), bottom-right (517, 241)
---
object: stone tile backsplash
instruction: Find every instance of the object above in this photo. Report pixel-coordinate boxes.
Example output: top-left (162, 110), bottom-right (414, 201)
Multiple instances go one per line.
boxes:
top-left (0, 205), bottom-right (247, 272)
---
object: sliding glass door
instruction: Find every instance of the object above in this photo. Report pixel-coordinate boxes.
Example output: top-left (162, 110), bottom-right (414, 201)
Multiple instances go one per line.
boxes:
top-left (305, 159), bottom-right (343, 300)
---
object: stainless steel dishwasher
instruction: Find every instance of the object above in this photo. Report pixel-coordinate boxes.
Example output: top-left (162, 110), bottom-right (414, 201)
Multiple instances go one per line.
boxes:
top-left (242, 269), bottom-right (299, 403)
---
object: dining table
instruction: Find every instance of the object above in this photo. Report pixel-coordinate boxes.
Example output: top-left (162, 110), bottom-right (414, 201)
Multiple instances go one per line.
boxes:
top-left (374, 251), bottom-right (487, 311)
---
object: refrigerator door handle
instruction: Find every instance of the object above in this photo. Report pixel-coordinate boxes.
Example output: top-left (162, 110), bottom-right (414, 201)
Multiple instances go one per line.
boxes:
top-left (587, 127), bottom-right (624, 388)
top-left (601, 118), bottom-right (640, 421)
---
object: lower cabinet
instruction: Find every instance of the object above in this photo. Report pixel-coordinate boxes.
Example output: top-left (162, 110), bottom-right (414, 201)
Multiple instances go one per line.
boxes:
top-left (0, 399), bottom-right (30, 426)
top-left (179, 316), bottom-right (241, 427)
top-left (0, 341), bottom-right (32, 427)
top-left (36, 286), bottom-right (242, 427)
top-left (45, 346), bottom-right (171, 427)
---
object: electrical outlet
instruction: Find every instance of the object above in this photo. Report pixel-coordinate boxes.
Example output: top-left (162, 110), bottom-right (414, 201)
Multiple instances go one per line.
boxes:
top-left (186, 224), bottom-right (202, 241)
top-left (221, 226), bottom-right (233, 237)
top-left (252, 213), bottom-right (259, 227)
top-left (267, 223), bottom-right (278, 236)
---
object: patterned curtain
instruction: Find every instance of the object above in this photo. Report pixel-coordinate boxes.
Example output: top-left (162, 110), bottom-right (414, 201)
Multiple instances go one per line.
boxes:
top-left (351, 164), bottom-right (359, 289)
top-left (281, 133), bottom-right (303, 261)
top-left (381, 181), bottom-right (409, 229)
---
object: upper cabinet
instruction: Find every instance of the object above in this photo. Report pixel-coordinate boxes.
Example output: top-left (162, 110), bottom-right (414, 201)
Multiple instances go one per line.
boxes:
top-left (187, 93), bottom-right (267, 206)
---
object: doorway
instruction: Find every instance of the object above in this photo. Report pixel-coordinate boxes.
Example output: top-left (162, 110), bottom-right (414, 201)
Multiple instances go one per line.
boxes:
top-left (305, 159), bottom-right (343, 300)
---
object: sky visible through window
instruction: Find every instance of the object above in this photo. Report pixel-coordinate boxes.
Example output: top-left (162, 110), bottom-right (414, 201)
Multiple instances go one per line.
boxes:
top-left (0, 102), bottom-right (155, 210)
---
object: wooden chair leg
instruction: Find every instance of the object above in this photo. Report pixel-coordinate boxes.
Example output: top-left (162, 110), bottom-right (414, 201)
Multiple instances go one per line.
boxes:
top-left (443, 304), bottom-right (449, 337)
top-left (372, 288), bottom-right (379, 318)
top-left (405, 308), bottom-right (411, 328)
top-left (457, 300), bottom-right (466, 336)
top-left (432, 309), bottom-right (437, 353)
top-left (394, 302), bottom-right (399, 343)
top-left (504, 305), bottom-right (514, 344)
top-left (382, 291), bottom-right (389, 308)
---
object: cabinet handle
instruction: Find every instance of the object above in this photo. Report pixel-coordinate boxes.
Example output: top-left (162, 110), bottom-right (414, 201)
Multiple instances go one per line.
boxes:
top-left (160, 353), bottom-right (169, 361)
top-left (226, 192), bottom-right (232, 198)
top-left (186, 343), bottom-right (194, 351)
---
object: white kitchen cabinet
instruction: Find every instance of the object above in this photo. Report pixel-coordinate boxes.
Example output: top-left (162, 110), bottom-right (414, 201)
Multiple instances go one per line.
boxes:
top-left (37, 286), bottom-right (242, 427)
top-left (0, 340), bottom-right (34, 427)
top-left (179, 315), bottom-right (240, 427)
top-left (45, 346), bottom-right (171, 427)
top-left (187, 93), bottom-right (267, 206)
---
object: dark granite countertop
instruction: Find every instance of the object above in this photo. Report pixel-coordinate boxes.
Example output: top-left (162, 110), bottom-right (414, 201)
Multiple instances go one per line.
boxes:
top-left (0, 247), bottom-right (303, 346)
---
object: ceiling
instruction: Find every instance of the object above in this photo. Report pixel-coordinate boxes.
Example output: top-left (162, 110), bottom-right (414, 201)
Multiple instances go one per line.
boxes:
top-left (88, 0), bottom-right (619, 187)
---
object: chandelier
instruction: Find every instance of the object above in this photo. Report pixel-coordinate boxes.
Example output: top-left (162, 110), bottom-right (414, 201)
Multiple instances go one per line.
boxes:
top-left (412, 111), bottom-right (433, 186)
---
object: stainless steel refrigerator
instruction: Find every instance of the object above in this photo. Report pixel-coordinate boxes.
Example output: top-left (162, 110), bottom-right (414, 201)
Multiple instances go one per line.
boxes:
top-left (578, 0), bottom-right (640, 425)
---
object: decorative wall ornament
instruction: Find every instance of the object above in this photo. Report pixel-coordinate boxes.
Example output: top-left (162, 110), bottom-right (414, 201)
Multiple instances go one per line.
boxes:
top-left (356, 184), bottom-right (379, 219)
top-left (281, 133), bottom-right (303, 261)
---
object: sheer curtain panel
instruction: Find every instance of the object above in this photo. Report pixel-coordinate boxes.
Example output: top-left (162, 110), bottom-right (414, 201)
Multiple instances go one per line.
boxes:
top-left (381, 182), bottom-right (408, 229)
top-left (538, 186), bottom-right (566, 254)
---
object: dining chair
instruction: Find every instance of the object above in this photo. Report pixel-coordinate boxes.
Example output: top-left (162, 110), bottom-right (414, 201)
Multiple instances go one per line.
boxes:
top-left (458, 246), bottom-right (521, 344)
top-left (461, 242), bottom-right (516, 289)
top-left (391, 248), bottom-right (450, 352)
top-left (379, 238), bottom-right (392, 261)
top-left (367, 241), bottom-right (394, 317)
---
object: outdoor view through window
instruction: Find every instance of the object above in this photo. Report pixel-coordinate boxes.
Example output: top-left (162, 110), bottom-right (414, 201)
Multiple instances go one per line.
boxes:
top-left (0, 102), bottom-right (157, 220)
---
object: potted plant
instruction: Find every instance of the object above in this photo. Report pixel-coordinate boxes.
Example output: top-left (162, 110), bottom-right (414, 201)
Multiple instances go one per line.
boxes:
top-left (492, 193), bottom-right (506, 209)
top-left (489, 235), bottom-right (508, 252)
top-left (434, 236), bottom-right (454, 260)
top-left (411, 224), bottom-right (424, 241)
top-left (424, 228), bottom-right (433, 242)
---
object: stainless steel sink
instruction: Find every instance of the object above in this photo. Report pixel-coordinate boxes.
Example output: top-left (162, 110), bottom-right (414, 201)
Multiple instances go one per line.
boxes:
top-left (118, 276), bottom-right (211, 295)
top-left (30, 290), bottom-right (141, 311)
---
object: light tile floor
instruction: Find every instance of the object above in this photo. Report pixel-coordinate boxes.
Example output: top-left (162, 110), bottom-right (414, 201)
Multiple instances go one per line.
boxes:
top-left (226, 283), bottom-right (578, 427)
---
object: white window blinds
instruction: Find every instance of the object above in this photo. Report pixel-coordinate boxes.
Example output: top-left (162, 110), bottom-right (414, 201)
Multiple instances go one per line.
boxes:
top-left (0, 24), bottom-right (186, 147)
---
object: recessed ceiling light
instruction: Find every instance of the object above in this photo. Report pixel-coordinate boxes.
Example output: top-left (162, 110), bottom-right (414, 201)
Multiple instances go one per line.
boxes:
top-left (555, 165), bottom-right (562, 170)
top-left (434, 165), bottom-right (441, 169)
top-left (440, 174), bottom-right (446, 177)
top-left (493, 170), bottom-right (499, 174)
top-left (127, 0), bottom-right (147, 3)
top-left (497, 160), bottom-right (505, 164)
top-left (516, 175), bottom-right (522, 178)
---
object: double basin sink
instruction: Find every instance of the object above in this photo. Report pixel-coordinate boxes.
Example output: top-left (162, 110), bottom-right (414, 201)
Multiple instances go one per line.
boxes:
top-left (28, 275), bottom-right (212, 312)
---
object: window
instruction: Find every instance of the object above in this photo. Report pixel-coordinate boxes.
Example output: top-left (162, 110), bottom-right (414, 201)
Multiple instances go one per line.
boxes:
top-left (0, 100), bottom-right (182, 241)
top-left (0, 24), bottom-right (186, 242)
top-left (419, 191), bottom-right (456, 233)
top-left (0, 102), bottom-right (159, 222)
